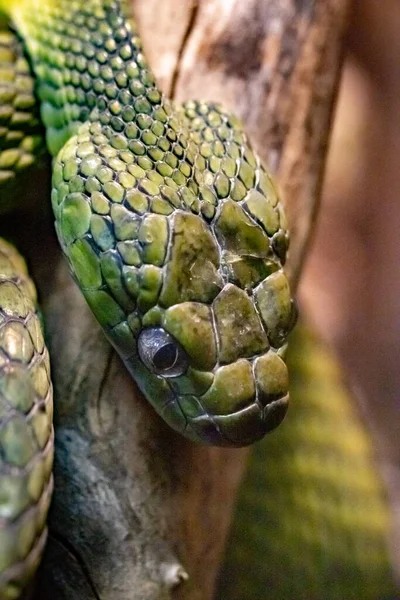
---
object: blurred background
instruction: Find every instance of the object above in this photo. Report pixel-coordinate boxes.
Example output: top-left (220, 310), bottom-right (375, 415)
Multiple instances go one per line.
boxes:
top-left (219, 1), bottom-right (400, 597)
top-left (300, 0), bottom-right (400, 566)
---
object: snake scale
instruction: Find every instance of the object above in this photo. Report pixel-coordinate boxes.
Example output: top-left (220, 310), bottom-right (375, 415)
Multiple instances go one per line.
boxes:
top-left (0, 1), bottom-right (395, 598)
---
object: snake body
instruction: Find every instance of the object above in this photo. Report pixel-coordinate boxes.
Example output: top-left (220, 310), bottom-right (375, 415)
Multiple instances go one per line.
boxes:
top-left (0, 0), bottom-right (296, 595)
top-left (0, 241), bottom-right (53, 599)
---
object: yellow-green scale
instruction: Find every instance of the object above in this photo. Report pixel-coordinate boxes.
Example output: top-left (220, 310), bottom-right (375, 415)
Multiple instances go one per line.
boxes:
top-left (10, 0), bottom-right (169, 157)
top-left (0, 240), bottom-right (53, 600)
top-left (9, 0), bottom-right (191, 356)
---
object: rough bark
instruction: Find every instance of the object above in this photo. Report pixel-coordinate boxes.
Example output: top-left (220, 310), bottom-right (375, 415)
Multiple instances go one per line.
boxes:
top-left (13, 1), bottom-right (349, 599)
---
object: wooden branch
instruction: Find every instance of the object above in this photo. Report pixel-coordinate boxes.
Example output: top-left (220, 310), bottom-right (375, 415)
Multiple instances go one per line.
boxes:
top-left (19, 1), bottom-right (349, 599)
top-left (160, 0), bottom-right (349, 288)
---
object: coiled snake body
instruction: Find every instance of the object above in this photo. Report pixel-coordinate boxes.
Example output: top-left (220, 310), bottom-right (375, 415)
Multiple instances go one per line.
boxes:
top-left (0, 0), bottom-right (296, 596)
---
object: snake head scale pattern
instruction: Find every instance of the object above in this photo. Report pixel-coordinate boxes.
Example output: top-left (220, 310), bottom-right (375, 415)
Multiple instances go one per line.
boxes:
top-left (8, 0), bottom-right (297, 447)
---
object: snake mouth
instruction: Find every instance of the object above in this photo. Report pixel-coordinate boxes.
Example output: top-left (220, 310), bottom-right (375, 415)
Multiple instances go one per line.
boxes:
top-left (173, 350), bottom-right (290, 446)
top-left (157, 347), bottom-right (291, 447)
top-left (185, 394), bottom-right (289, 447)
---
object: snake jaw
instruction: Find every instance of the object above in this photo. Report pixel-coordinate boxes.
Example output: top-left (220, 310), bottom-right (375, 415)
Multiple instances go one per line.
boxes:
top-left (124, 269), bottom-right (294, 447)
top-left (123, 352), bottom-right (290, 447)
top-left (177, 347), bottom-right (290, 447)
top-left (186, 395), bottom-right (290, 447)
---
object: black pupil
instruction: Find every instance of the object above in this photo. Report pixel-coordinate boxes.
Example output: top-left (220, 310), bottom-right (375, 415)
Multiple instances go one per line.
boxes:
top-left (152, 343), bottom-right (178, 371)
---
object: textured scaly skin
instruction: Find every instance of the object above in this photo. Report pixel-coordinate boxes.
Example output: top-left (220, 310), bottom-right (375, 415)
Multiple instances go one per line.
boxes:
top-left (0, 240), bottom-right (53, 600)
top-left (219, 324), bottom-right (397, 600)
top-left (0, 25), bottom-right (53, 599)
top-left (0, 28), bottom-right (45, 211)
top-left (4, 0), bottom-right (296, 447)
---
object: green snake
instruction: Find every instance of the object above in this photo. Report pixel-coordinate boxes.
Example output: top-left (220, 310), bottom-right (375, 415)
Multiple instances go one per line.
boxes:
top-left (0, 2), bottom-right (395, 599)
top-left (0, 0), bottom-right (296, 596)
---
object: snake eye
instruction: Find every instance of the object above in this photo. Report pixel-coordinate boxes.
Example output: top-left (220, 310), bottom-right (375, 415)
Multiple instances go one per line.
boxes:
top-left (138, 328), bottom-right (189, 377)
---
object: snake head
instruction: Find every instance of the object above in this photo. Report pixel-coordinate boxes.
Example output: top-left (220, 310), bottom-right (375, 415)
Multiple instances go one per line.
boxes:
top-left (122, 200), bottom-right (297, 447)
top-left (53, 109), bottom-right (296, 447)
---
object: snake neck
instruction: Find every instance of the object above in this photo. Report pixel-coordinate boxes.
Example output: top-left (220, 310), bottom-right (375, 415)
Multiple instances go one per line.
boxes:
top-left (9, 0), bottom-right (169, 157)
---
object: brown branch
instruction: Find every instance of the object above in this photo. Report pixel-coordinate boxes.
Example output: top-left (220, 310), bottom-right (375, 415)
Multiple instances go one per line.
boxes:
top-left (164, 0), bottom-right (349, 288)
top-left (20, 1), bottom-right (350, 599)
